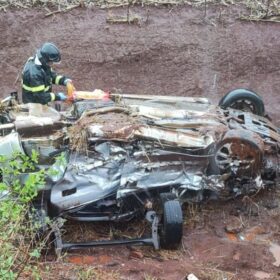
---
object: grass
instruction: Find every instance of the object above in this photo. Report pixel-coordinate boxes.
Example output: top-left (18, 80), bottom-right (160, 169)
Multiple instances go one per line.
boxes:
top-left (193, 265), bottom-right (237, 280)
top-left (143, 273), bottom-right (159, 280)
top-left (38, 263), bottom-right (121, 280)
top-left (76, 266), bottom-right (120, 280)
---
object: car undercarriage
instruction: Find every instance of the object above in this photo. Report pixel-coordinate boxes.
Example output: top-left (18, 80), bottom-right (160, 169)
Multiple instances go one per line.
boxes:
top-left (0, 88), bottom-right (279, 255)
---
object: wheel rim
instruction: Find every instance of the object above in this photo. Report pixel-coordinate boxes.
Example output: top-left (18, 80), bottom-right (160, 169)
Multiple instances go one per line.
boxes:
top-left (215, 142), bottom-right (258, 175)
top-left (229, 99), bottom-right (257, 114)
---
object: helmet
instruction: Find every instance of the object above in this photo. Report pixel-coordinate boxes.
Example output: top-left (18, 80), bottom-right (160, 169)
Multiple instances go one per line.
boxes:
top-left (37, 42), bottom-right (61, 65)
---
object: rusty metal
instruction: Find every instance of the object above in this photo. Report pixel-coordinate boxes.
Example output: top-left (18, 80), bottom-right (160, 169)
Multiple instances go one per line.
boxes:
top-left (227, 111), bottom-right (280, 143)
top-left (85, 111), bottom-right (139, 140)
top-left (0, 123), bottom-right (15, 136)
top-left (215, 129), bottom-right (264, 176)
top-left (111, 93), bottom-right (211, 104)
top-left (135, 126), bottom-right (214, 148)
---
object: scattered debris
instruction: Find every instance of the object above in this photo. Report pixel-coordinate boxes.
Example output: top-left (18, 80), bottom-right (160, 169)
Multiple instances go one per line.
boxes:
top-left (129, 249), bottom-right (144, 259)
top-left (226, 225), bottom-right (269, 243)
top-left (45, 4), bottom-right (81, 17)
top-left (254, 271), bottom-right (271, 279)
top-left (187, 273), bottom-right (200, 280)
top-left (269, 243), bottom-right (280, 267)
top-left (106, 14), bottom-right (142, 25)
top-left (225, 216), bottom-right (243, 234)
top-left (232, 251), bottom-right (241, 261)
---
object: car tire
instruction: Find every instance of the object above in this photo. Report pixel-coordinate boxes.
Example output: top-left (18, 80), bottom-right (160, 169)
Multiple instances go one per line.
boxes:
top-left (219, 88), bottom-right (265, 116)
top-left (160, 192), bottom-right (177, 203)
top-left (159, 194), bottom-right (183, 250)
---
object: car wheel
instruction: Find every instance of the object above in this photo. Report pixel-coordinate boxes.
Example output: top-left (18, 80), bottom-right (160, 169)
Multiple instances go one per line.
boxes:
top-left (159, 193), bottom-right (183, 250)
top-left (160, 192), bottom-right (177, 202)
top-left (219, 89), bottom-right (265, 116)
top-left (213, 129), bottom-right (264, 177)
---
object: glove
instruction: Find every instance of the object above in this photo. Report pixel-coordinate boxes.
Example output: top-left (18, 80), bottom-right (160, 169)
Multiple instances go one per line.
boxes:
top-left (56, 92), bottom-right (67, 101)
top-left (64, 78), bottom-right (72, 86)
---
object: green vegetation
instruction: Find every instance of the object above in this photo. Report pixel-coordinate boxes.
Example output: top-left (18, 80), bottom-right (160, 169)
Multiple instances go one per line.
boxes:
top-left (0, 152), bottom-right (46, 280)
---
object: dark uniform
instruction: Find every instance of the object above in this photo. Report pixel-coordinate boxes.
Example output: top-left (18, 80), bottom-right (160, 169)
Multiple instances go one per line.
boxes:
top-left (22, 43), bottom-right (71, 105)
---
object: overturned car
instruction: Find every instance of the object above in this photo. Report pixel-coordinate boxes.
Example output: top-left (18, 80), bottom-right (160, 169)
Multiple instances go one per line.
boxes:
top-left (0, 88), bottom-right (279, 254)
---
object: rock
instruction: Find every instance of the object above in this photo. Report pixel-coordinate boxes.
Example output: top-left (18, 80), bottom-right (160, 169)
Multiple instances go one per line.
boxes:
top-left (129, 250), bottom-right (144, 259)
top-left (263, 199), bottom-right (278, 210)
top-left (225, 216), bottom-right (243, 234)
top-left (233, 251), bottom-right (241, 261)
top-left (214, 227), bottom-right (225, 238)
top-left (187, 273), bottom-right (199, 280)
top-left (254, 271), bottom-right (271, 279)
top-left (269, 243), bottom-right (280, 267)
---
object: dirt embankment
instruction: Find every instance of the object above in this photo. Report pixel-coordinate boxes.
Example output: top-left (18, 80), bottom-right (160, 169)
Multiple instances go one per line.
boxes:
top-left (0, 5), bottom-right (280, 123)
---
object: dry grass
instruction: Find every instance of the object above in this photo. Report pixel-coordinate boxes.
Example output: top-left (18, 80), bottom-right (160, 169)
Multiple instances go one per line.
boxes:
top-left (76, 266), bottom-right (120, 280)
top-left (0, 0), bottom-right (279, 22)
top-left (241, 0), bottom-right (280, 22)
top-left (62, 218), bottom-right (149, 243)
top-left (68, 108), bottom-right (138, 152)
top-left (143, 274), bottom-right (159, 280)
top-left (193, 265), bottom-right (237, 280)
top-left (183, 203), bottom-right (205, 229)
top-left (38, 262), bottom-right (121, 280)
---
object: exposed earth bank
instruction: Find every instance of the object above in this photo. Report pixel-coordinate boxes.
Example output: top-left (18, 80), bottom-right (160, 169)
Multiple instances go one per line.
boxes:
top-left (0, 5), bottom-right (279, 123)
top-left (1, 5), bottom-right (280, 280)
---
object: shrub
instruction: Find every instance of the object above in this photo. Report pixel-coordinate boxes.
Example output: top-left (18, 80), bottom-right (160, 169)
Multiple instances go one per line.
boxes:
top-left (0, 152), bottom-right (46, 280)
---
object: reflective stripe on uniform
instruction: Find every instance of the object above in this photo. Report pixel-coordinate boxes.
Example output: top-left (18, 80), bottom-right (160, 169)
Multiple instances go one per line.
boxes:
top-left (22, 83), bottom-right (45, 93)
top-left (55, 75), bottom-right (63, 85)
top-left (45, 86), bottom-right (50, 92)
top-left (50, 93), bottom-right (56, 101)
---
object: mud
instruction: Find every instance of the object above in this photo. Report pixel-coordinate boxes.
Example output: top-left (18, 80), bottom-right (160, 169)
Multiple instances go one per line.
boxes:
top-left (1, 4), bottom-right (280, 280)
top-left (1, 5), bottom-right (280, 122)
top-left (42, 190), bottom-right (280, 280)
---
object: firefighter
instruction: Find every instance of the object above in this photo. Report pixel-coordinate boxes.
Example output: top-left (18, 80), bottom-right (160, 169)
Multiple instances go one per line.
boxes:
top-left (22, 42), bottom-right (75, 105)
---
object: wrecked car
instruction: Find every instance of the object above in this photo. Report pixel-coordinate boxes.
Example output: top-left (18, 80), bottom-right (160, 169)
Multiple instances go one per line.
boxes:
top-left (0, 88), bottom-right (279, 254)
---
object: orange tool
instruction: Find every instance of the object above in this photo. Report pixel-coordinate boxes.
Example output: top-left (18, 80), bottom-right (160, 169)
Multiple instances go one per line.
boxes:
top-left (66, 83), bottom-right (109, 102)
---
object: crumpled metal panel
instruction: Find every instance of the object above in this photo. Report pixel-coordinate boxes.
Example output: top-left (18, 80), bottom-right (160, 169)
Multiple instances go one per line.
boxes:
top-left (0, 132), bottom-right (25, 158)
top-left (51, 140), bottom-right (210, 212)
top-left (117, 170), bottom-right (226, 200)
top-left (121, 167), bottom-right (200, 189)
top-left (0, 123), bottom-right (15, 137)
top-left (73, 99), bottom-right (115, 118)
top-left (130, 105), bottom-right (209, 119)
top-left (51, 152), bottom-right (124, 212)
top-left (135, 126), bottom-right (214, 148)
top-left (228, 111), bottom-right (280, 143)
top-left (151, 118), bottom-right (223, 128)
top-left (22, 132), bottom-right (65, 164)
top-left (88, 122), bottom-right (214, 148)
top-left (112, 93), bottom-right (211, 106)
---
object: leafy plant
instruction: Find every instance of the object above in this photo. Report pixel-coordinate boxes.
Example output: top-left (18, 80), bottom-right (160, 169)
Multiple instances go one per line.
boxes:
top-left (0, 151), bottom-right (47, 280)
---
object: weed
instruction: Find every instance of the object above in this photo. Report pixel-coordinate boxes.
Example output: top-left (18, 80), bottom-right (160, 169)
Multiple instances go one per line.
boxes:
top-left (0, 152), bottom-right (48, 279)
top-left (76, 266), bottom-right (120, 280)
